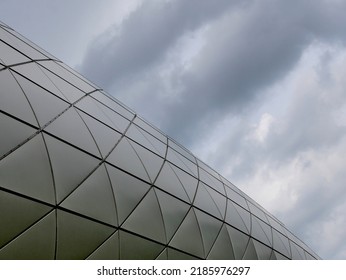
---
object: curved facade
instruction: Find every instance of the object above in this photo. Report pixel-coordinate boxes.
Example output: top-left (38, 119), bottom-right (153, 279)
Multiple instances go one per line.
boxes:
top-left (0, 21), bottom-right (319, 260)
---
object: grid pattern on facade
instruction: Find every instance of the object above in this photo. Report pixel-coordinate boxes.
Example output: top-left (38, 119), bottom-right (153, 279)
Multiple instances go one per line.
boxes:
top-left (0, 22), bottom-right (319, 260)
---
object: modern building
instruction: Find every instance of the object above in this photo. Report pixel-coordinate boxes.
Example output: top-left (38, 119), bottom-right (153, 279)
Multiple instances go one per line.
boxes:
top-left (0, 21), bottom-right (319, 260)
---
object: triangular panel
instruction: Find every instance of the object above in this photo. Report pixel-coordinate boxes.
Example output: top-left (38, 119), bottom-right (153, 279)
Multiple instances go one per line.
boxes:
top-left (13, 73), bottom-right (69, 127)
top-left (194, 209), bottom-right (223, 257)
top-left (0, 69), bottom-right (37, 126)
top-left (0, 190), bottom-right (53, 248)
top-left (194, 183), bottom-right (222, 219)
top-left (170, 164), bottom-right (198, 202)
top-left (78, 110), bottom-right (121, 157)
top-left (243, 238), bottom-right (258, 260)
top-left (44, 134), bottom-right (100, 203)
top-left (130, 139), bottom-right (164, 183)
top-left (106, 164), bottom-right (151, 225)
top-left (155, 188), bottom-right (190, 241)
top-left (0, 40), bottom-right (29, 65)
top-left (0, 134), bottom-right (55, 203)
top-left (39, 64), bottom-right (85, 103)
top-left (0, 113), bottom-right (35, 159)
top-left (155, 162), bottom-right (190, 202)
top-left (11, 62), bottom-right (68, 101)
top-left (61, 164), bottom-right (117, 226)
top-left (87, 231), bottom-right (120, 260)
top-left (226, 225), bottom-right (249, 259)
top-left (107, 137), bottom-right (150, 182)
top-left (122, 188), bottom-right (166, 243)
top-left (226, 200), bottom-right (250, 234)
top-left (0, 210), bottom-right (55, 259)
top-left (119, 230), bottom-right (164, 260)
top-left (251, 216), bottom-right (272, 247)
top-left (56, 210), bottom-right (115, 259)
top-left (167, 148), bottom-right (198, 177)
top-left (253, 239), bottom-right (272, 260)
top-left (156, 248), bottom-right (168, 260)
top-left (45, 107), bottom-right (100, 156)
top-left (272, 229), bottom-right (291, 258)
top-left (169, 208), bottom-right (204, 258)
top-left (207, 225), bottom-right (235, 260)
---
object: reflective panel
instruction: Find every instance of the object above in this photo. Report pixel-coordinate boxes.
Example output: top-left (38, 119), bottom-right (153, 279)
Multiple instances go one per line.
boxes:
top-left (133, 117), bottom-right (167, 143)
top-left (126, 124), bottom-right (166, 157)
top-left (224, 186), bottom-right (249, 210)
top-left (272, 229), bottom-right (291, 258)
top-left (0, 112), bottom-right (35, 159)
top-left (226, 225), bottom-right (249, 259)
top-left (156, 249), bottom-right (168, 260)
top-left (0, 28), bottom-right (46, 60)
top-left (44, 133), bottom-right (100, 203)
top-left (272, 251), bottom-right (289, 260)
top-left (0, 211), bottom-right (55, 260)
top-left (123, 188), bottom-right (166, 243)
top-left (78, 110), bottom-right (122, 157)
top-left (290, 240), bottom-right (306, 260)
top-left (251, 216), bottom-right (272, 247)
top-left (14, 72), bottom-right (69, 127)
top-left (0, 40), bottom-right (29, 65)
top-left (304, 251), bottom-right (315, 260)
top-left (119, 230), bottom-right (164, 260)
top-left (194, 209), bottom-right (223, 257)
top-left (167, 147), bottom-right (198, 177)
top-left (39, 60), bottom-right (94, 93)
top-left (170, 208), bottom-right (205, 258)
top-left (107, 137), bottom-right (150, 182)
top-left (39, 65), bottom-right (85, 103)
top-left (154, 161), bottom-right (190, 202)
top-left (0, 134), bottom-right (55, 203)
top-left (106, 164), bottom-right (151, 225)
top-left (75, 96), bottom-right (122, 131)
top-left (5, 28), bottom-right (56, 60)
top-left (197, 159), bottom-right (220, 180)
top-left (169, 164), bottom-right (198, 202)
top-left (57, 62), bottom-right (97, 92)
top-left (267, 215), bottom-right (287, 236)
top-left (97, 102), bottom-right (130, 133)
top-left (56, 210), bottom-right (115, 260)
top-left (155, 188), bottom-right (190, 241)
top-left (45, 107), bottom-right (100, 156)
top-left (194, 182), bottom-right (223, 219)
top-left (225, 199), bottom-right (250, 234)
top-left (11, 62), bottom-right (68, 101)
top-left (168, 139), bottom-right (196, 163)
top-left (248, 202), bottom-right (269, 223)
top-left (0, 190), bottom-right (52, 248)
top-left (199, 168), bottom-right (225, 195)
top-left (207, 225), bottom-right (235, 260)
top-left (253, 239), bottom-right (273, 260)
top-left (60, 164), bottom-right (118, 226)
top-left (87, 231), bottom-right (120, 260)
top-left (130, 139), bottom-right (164, 183)
top-left (242, 238), bottom-right (258, 260)
top-left (91, 91), bottom-right (135, 120)
top-left (0, 69), bottom-right (37, 126)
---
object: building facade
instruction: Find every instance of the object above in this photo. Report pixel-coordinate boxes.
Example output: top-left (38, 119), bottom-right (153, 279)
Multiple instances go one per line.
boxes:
top-left (0, 21), bottom-right (319, 259)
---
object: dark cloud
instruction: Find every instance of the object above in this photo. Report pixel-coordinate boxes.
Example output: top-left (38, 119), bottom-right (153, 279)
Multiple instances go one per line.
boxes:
top-left (80, 0), bottom-right (244, 89)
top-left (80, 0), bottom-right (346, 146)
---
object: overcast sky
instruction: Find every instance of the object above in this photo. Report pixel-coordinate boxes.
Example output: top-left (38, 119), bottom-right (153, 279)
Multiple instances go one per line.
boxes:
top-left (2, 0), bottom-right (346, 259)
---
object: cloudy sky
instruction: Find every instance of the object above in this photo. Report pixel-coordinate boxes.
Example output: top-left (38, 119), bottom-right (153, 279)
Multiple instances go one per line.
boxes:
top-left (2, 0), bottom-right (346, 259)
